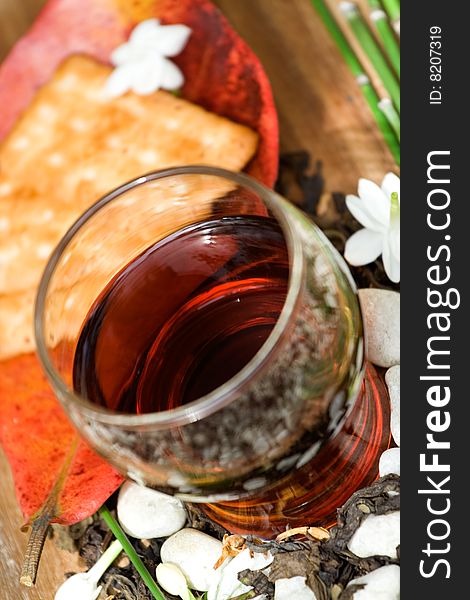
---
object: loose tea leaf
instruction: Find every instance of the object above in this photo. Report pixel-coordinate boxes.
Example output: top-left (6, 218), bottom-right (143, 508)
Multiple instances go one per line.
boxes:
top-left (239, 476), bottom-right (400, 599)
top-left (268, 547), bottom-right (331, 600)
top-left (50, 517), bottom-right (93, 554)
top-left (238, 568), bottom-right (274, 598)
top-left (75, 511), bottom-right (167, 600)
top-left (325, 474), bottom-right (400, 573)
top-left (185, 503), bottom-right (230, 540)
top-left (337, 582), bottom-right (366, 600)
top-left (103, 573), bottom-right (144, 600)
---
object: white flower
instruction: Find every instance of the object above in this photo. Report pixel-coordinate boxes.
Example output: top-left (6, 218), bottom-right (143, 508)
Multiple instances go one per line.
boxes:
top-left (105, 19), bottom-right (191, 98)
top-left (55, 540), bottom-right (123, 600)
top-left (156, 563), bottom-right (192, 600)
top-left (344, 172), bottom-right (400, 283)
top-left (207, 548), bottom-right (273, 600)
top-left (156, 548), bottom-right (272, 600)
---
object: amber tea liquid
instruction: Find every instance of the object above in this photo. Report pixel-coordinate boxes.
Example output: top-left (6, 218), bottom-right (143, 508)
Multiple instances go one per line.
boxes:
top-left (74, 214), bottom-right (390, 536)
top-left (74, 216), bottom-right (288, 413)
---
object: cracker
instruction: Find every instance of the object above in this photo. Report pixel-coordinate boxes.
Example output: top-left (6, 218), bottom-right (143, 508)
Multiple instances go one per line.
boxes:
top-left (0, 290), bottom-right (35, 359)
top-left (0, 55), bottom-right (258, 359)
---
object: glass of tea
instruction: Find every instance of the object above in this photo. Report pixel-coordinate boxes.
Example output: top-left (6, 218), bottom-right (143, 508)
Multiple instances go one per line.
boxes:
top-left (35, 166), bottom-right (390, 538)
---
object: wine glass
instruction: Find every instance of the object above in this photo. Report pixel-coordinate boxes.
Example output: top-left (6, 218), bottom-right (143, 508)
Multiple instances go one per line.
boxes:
top-left (35, 166), bottom-right (390, 537)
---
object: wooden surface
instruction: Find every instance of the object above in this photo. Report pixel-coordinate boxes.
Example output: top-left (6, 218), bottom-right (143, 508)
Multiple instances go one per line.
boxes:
top-left (0, 0), bottom-right (397, 598)
top-left (216, 0), bottom-right (396, 191)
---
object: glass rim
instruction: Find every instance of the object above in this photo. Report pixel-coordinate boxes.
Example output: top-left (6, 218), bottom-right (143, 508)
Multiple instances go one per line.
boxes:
top-left (34, 165), bottom-right (305, 429)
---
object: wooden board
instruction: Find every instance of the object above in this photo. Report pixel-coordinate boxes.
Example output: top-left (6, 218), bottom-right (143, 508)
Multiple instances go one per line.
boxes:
top-left (0, 0), bottom-right (397, 597)
top-left (215, 0), bottom-right (396, 191)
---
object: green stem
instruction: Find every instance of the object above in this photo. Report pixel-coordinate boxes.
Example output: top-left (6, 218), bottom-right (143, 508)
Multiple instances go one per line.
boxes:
top-left (340, 2), bottom-right (400, 111)
top-left (378, 98), bottom-right (400, 140)
top-left (311, 0), bottom-right (400, 165)
top-left (88, 539), bottom-right (124, 583)
top-left (369, 6), bottom-right (400, 76)
top-left (99, 506), bottom-right (166, 600)
top-left (390, 191), bottom-right (400, 219)
top-left (381, 0), bottom-right (400, 23)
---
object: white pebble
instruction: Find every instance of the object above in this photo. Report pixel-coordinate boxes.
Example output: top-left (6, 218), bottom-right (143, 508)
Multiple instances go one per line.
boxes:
top-left (117, 481), bottom-right (186, 539)
top-left (348, 512), bottom-right (400, 559)
top-left (274, 576), bottom-right (317, 600)
top-left (344, 565), bottom-right (400, 599)
top-left (160, 528), bottom-right (223, 591)
top-left (385, 365), bottom-right (400, 445)
top-left (379, 447), bottom-right (400, 476)
top-left (358, 289), bottom-right (400, 367)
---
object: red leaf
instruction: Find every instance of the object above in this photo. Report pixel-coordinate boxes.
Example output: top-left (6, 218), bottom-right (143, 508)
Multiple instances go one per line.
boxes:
top-left (0, 0), bottom-right (278, 535)
top-left (0, 354), bottom-right (123, 525)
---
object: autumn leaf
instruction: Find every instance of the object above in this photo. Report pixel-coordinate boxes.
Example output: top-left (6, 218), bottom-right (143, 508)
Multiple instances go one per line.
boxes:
top-left (0, 354), bottom-right (124, 586)
top-left (0, 0), bottom-right (278, 586)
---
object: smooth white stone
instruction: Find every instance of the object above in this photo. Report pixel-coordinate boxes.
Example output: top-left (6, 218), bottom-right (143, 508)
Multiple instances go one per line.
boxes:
top-left (358, 289), bottom-right (400, 367)
top-left (207, 548), bottom-right (273, 600)
top-left (385, 365), bottom-right (400, 446)
top-left (348, 512), bottom-right (400, 559)
top-left (160, 528), bottom-right (223, 591)
top-left (274, 576), bottom-right (317, 600)
top-left (345, 565), bottom-right (400, 599)
top-left (379, 448), bottom-right (400, 476)
top-left (117, 481), bottom-right (186, 539)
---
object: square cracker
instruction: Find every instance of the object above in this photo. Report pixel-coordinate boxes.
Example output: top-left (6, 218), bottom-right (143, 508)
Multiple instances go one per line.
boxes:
top-left (0, 55), bottom-right (259, 359)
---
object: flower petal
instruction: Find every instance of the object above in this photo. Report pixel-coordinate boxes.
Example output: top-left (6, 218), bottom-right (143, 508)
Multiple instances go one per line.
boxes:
top-left (155, 24), bottom-right (192, 57)
top-left (381, 172), bottom-right (400, 204)
top-left (131, 57), bottom-right (164, 95)
top-left (389, 223), bottom-right (400, 262)
top-left (155, 563), bottom-right (191, 600)
top-left (357, 178), bottom-right (390, 226)
top-left (160, 58), bottom-right (185, 90)
top-left (207, 549), bottom-right (273, 600)
top-left (382, 231), bottom-right (400, 282)
top-left (110, 42), bottom-right (137, 66)
top-left (346, 195), bottom-right (387, 232)
top-left (344, 229), bottom-right (383, 266)
top-left (92, 586), bottom-right (102, 600)
top-left (104, 65), bottom-right (133, 98)
top-left (129, 18), bottom-right (161, 43)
